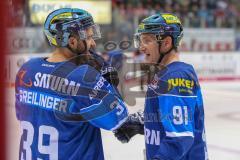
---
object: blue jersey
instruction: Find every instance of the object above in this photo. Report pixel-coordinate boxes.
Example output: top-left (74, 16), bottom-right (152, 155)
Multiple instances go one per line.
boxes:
top-left (15, 57), bottom-right (128, 160)
top-left (144, 62), bottom-right (208, 160)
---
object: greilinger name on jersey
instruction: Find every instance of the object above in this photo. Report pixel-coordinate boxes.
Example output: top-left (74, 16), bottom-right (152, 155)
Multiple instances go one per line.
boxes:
top-left (34, 72), bottom-right (81, 96)
top-left (18, 89), bottom-right (69, 113)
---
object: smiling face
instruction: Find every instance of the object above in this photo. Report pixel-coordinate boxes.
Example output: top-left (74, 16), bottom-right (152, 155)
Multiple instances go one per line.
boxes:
top-left (138, 33), bottom-right (174, 64)
top-left (139, 33), bottom-right (160, 64)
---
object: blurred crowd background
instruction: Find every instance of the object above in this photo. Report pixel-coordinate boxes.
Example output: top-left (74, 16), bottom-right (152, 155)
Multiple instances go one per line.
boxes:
top-left (8, 0), bottom-right (240, 28)
top-left (7, 0), bottom-right (240, 53)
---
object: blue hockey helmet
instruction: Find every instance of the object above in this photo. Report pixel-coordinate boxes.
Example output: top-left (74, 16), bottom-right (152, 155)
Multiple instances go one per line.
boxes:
top-left (134, 13), bottom-right (183, 48)
top-left (44, 8), bottom-right (101, 47)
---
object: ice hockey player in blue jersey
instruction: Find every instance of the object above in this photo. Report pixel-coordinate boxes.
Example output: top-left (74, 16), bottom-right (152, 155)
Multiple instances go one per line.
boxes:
top-left (15, 8), bottom-right (128, 160)
top-left (114, 13), bottom-right (209, 160)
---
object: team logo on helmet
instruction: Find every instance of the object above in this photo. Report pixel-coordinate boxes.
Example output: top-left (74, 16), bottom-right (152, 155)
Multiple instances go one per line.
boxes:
top-left (50, 12), bottom-right (73, 23)
top-left (162, 14), bottom-right (181, 24)
top-left (138, 23), bottom-right (145, 30)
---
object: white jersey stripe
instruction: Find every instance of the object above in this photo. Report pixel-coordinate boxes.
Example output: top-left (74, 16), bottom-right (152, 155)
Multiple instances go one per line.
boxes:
top-left (166, 131), bottom-right (194, 137)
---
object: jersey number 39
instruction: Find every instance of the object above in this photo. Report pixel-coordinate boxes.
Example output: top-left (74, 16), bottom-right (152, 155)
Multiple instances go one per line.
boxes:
top-left (20, 121), bottom-right (59, 160)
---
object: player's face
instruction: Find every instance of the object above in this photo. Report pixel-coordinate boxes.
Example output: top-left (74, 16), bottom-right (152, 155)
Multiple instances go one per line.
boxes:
top-left (69, 27), bottom-right (96, 54)
top-left (83, 27), bottom-right (97, 50)
top-left (139, 34), bottom-right (160, 64)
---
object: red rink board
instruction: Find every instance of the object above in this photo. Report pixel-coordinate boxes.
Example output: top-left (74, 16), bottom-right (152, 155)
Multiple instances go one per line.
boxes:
top-left (0, 1), bottom-right (7, 159)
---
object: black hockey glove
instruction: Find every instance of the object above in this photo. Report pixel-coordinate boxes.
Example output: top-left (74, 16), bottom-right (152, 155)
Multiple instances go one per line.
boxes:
top-left (101, 66), bottom-right (119, 87)
top-left (89, 50), bottom-right (120, 87)
top-left (114, 111), bottom-right (144, 143)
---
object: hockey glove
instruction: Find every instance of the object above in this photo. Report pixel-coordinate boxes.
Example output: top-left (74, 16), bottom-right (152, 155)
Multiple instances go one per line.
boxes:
top-left (101, 66), bottom-right (119, 87)
top-left (114, 111), bottom-right (144, 143)
top-left (89, 51), bottom-right (120, 87)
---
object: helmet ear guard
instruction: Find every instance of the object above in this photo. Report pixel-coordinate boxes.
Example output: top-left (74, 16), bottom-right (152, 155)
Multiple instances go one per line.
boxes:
top-left (175, 30), bottom-right (183, 47)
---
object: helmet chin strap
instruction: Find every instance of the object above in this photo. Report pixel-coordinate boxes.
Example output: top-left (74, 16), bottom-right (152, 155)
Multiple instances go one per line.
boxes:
top-left (67, 45), bottom-right (77, 55)
top-left (67, 40), bottom-right (92, 66)
top-left (82, 40), bottom-right (88, 54)
top-left (157, 41), bottom-right (174, 64)
top-left (67, 40), bottom-right (88, 55)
